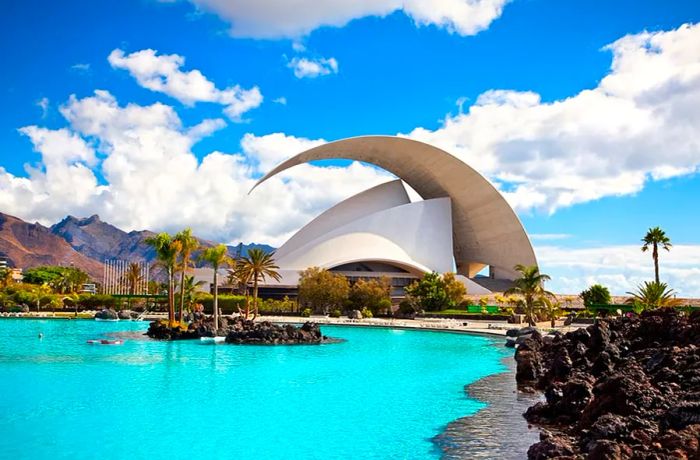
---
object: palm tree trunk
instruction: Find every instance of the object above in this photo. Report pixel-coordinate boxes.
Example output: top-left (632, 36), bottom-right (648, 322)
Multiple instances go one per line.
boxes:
top-left (213, 269), bottom-right (219, 332)
top-left (168, 268), bottom-right (175, 326)
top-left (244, 287), bottom-right (250, 320)
top-left (178, 262), bottom-right (186, 323)
top-left (252, 277), bottom-right (259, 320)
top-left (653, 243), bottom-right (659, 284)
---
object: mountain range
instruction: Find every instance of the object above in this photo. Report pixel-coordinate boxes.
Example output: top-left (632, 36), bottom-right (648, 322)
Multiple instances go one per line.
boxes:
top-left (0, 212), bottom-right (274, 280)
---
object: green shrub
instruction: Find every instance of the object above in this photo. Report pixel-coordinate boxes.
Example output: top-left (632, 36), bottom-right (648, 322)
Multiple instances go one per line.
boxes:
top-left (330, 308), bottom-right (341, 318)
top-left (199, 295), bottom-right (247, 314)
top-left (301, 308), bottom-right (312, 317)
top-left (360, 307), bottom-right (373, 318)
top-left (580, 284), bottom-right (612, 307)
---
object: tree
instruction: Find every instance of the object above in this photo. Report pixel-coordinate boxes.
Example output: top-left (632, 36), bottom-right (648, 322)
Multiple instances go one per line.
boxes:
top-left (0, 267), bottom-right (13, 288)
top-left (298, 267), bottom-right (350, 314)
top-left (349, 277), bottom-right (391, 314)
top-left (175, 228), bottom-right (199, 323)
top-left (23, 266), bottom-right (89, 292)
top-left (404, 272), bottom-right (465, 311)
top-left (626, 281), bottom-right (680, 310)
top-left (504, 264), bottom-right (553, 327)
top-left (236, 248), bottom-right (281, 319)
top-left (145, 232), bottom-right (182, 326)
top-left (443, 272), bottom-right (467, 306)
top-left (200, 244), bottom-right (230, 331)
top-left (49, 268), bottom-right (89, 294)
top-left (541, 297), bottom-right (564, 328)
top-left (123, 262), bottom-right (144, 296)
top-left (580, 284), bottom-right (612, 307)
top-left (229, 262), bottom-right (252, 318)
top-left (178, 275), bottom-right (206, 315)
top-left (641, 227), bottom-right (672, 284)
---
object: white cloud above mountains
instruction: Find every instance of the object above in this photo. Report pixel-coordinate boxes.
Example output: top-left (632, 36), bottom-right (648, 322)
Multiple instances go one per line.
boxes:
top-left (108, 48), bottom-right (262, 121)
top-left (2, 90), bottom-right (388, 247)
top-left (406, 23), bottom-right (700, 214)
top-left (2, 24), bottom-right (700, 294)
top-left (188, 0), bottom-right (509, 38)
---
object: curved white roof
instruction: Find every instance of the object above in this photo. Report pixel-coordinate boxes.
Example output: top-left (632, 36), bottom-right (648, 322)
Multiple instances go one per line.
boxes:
top-left (253, 135), bottom-right (536, 280)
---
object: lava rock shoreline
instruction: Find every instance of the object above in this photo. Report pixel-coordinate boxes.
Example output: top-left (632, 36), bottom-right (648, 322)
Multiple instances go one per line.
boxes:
top-left (146, 316), bottom-right (330, 344)
top-left (515, 308), bottom-right (700, 459)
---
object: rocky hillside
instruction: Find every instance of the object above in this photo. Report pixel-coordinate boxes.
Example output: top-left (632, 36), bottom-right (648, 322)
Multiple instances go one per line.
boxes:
top-left (50, 215), bottom-right (157, 263)
top-left (0, 213), bottom-right (105, 278)
top-left (0, 211), bottom-right (275, 280)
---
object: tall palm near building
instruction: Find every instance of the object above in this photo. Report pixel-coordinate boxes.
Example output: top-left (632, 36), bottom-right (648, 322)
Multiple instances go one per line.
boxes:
top-left (175, 228), bottom-right (199, 322)
top-left (641, 227), bottom-right (672, 284)
top-left (200, 244), bottom-right (231, 331)
top-left (229, 262), bottom-right (252, 318)
top-left (236, 248), bottom-right (281, 319)
top-left (504, 264), bottom-right (553, 327)
top-left (145, 232), bottom-right (182, 326)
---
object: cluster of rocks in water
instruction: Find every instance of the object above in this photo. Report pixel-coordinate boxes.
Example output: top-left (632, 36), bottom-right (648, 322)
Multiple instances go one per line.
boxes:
top-left (94, 309), bottom-right (138, 320)
top-left (515, 308), bottom-right (700, 459)
top-left (146, 315), bottom-right (328, 345)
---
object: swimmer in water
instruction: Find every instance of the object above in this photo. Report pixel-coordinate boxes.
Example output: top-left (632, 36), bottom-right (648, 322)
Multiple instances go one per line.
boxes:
top-left (38, 333), bottom-right (43, 339)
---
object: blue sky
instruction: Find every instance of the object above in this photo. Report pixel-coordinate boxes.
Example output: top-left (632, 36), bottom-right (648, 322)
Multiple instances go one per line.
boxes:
top-left (1, 0), bottom-right (700, 295)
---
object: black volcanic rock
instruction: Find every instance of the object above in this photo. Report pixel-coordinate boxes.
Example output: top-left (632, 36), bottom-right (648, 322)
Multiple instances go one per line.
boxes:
top-left (515, 309), bottom-right (700, 459)
top-left (146, 316), bottom-right (328, 345)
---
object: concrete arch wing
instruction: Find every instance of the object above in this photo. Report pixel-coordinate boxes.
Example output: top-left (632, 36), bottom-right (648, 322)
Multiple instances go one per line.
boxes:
top-left (274, 179), bottom-right (410, 262)
top-left (252, 135), bottom-right (537, 280)
top-left (275, 197), bottom-right (454, 274)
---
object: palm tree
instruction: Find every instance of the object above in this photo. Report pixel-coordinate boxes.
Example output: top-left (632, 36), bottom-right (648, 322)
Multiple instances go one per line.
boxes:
top-left (541, 297), bottom-right (564, 328)
top-left (175, 228), bottom-right (199, 323)
top-left (178, 275), bottom-right (206, 315)
top-left (504, 264), bottom-right (553, 327)
top-left (229, 262), bottom-right (252, 318)
top-left (145, 232), bottom-right (182, 326)
top-left (199, 244), bottom-right (231, 331)
top-left (641, 227), bottom-right (672, 284)
top-left (123, 262), bottom-right (143, 296)
top-left (236, 248), bottom-right (281, 320)
top-left (626, 281), bottom-right (680, 310)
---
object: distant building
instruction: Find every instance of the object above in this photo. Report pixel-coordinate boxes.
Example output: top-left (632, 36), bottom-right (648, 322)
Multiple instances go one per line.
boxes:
top-left (80, 283), bottom-right (97, 295)
top-left (251, 136), bottom-right (537, 297)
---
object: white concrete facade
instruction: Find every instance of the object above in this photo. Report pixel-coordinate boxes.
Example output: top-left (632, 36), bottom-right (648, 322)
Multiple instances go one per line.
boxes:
top-left (252, 136), bottom-right (537, 292)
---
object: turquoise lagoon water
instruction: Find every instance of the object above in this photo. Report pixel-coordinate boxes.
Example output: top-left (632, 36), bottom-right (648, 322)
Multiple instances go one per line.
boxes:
top-left (0, 319), bottom-right (508, 459)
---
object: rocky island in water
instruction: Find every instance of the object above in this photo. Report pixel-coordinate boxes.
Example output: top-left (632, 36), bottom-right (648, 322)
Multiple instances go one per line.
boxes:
top-left (515, 309), bottom-right (699, 459)
top-left (146, 315), bottom-right (330, 345)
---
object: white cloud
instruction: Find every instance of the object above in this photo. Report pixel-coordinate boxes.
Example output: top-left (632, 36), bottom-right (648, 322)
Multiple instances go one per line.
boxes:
top-left (108, 48), bottom-right (263, 121)
top-left (405, 23), bottom-right (700, 214)
top-left (71, 63), bottom-right (91, 74)
top-left (1, 91), bottom-right (389, 248)
top-left (273, 96), bottom-right (287, 105)
top-left (287, 56), bottom-right (339, 79)
top-left (529, 233), bottom-right (571, 241)
top-left (241, 131), bottom-right (325, 172)
top-left (36, 97), bottom-right (49, 118)
top-left (188, 0), bottom-right (508, 38)
top-left (537, 244), bottom-right (700, 298)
